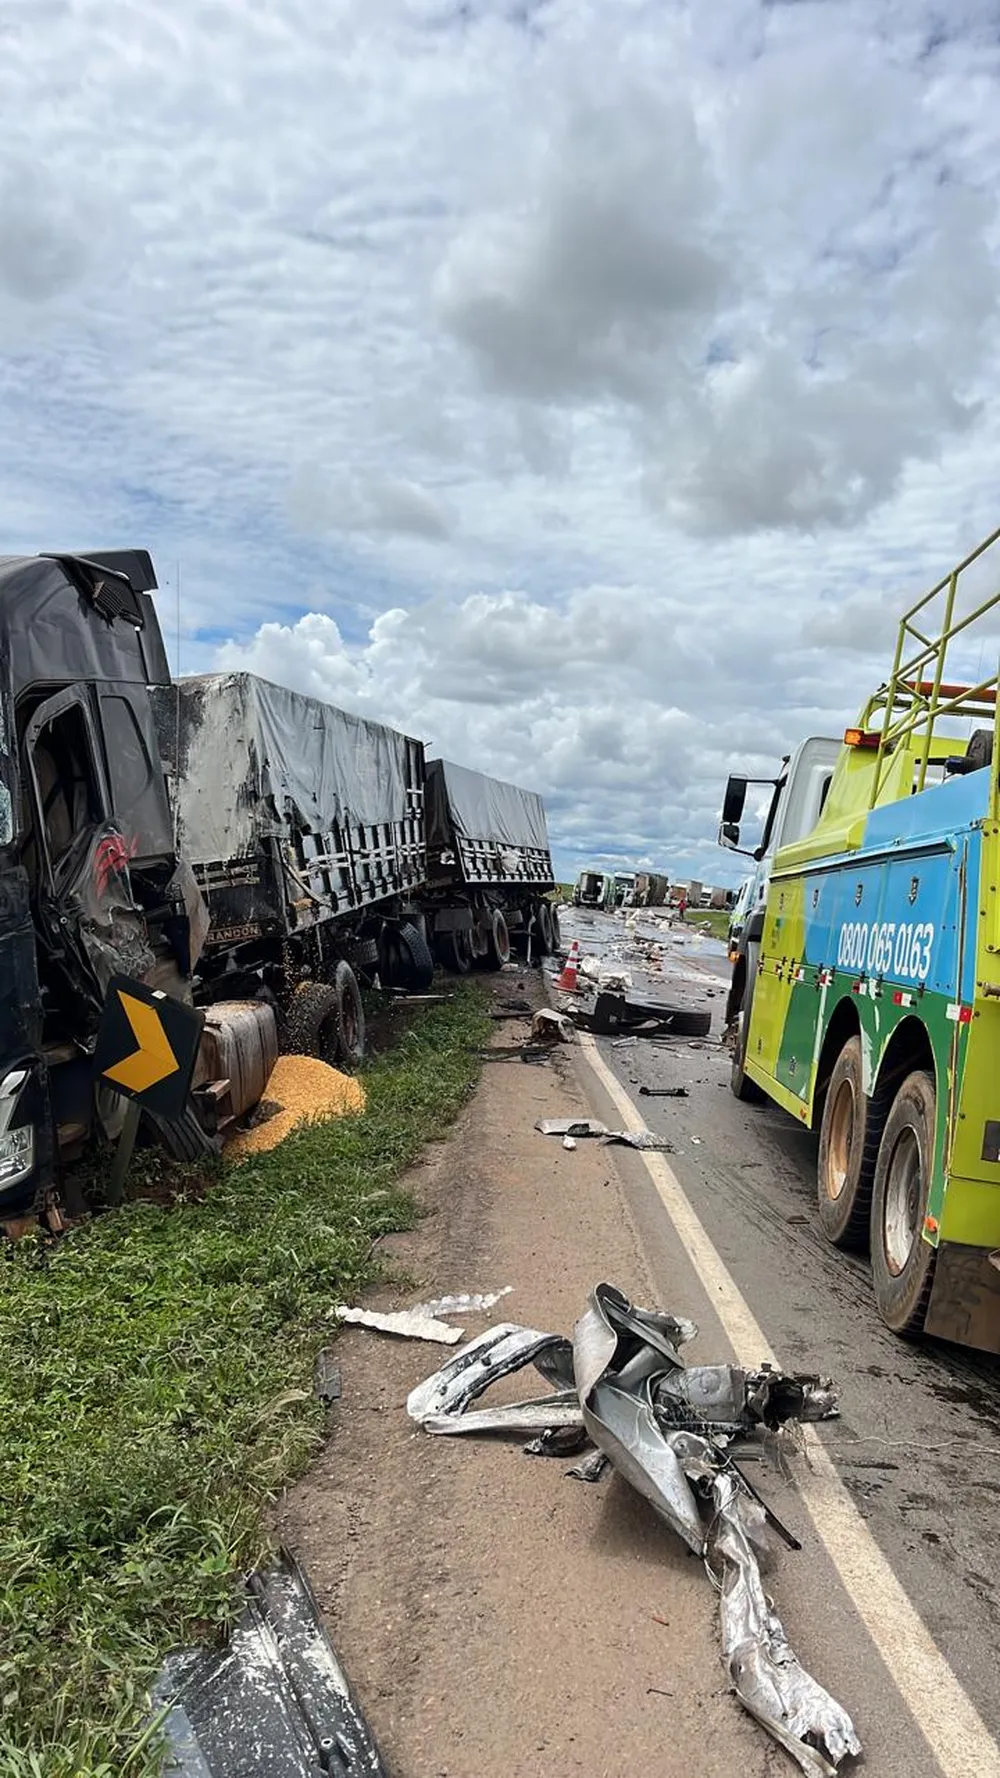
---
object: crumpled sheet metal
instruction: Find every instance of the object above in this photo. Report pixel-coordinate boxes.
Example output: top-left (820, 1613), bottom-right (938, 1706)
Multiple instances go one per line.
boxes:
top-left (709, 1472), bottom-right (862, 1778)
top-left (572, 1284), bottom-right (858, 1774)
top-left (406, 1286), bottom-right (859, 1776)
top-left (406, 1323), bottom-right (576, 1430)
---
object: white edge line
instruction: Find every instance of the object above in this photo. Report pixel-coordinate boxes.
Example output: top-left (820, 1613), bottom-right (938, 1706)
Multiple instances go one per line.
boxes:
top-left (578, 1030), bottom-right (998, 1777)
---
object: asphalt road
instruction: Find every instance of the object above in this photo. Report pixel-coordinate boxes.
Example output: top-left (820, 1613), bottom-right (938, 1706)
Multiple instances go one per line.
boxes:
top-left (561, 905), bottom-right (1000, 1777)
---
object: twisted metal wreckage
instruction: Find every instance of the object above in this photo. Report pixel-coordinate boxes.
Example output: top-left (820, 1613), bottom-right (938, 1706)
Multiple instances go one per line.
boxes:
top-left (407, 1282), bottom-right (863, 1778)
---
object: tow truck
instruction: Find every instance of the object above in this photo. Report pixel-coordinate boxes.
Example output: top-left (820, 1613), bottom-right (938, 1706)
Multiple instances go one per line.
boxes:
top-left (721, 523), bottom-right (1000, 1353)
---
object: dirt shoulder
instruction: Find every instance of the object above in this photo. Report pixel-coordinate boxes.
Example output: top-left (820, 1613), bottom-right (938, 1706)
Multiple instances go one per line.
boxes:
top-left (278, 983), bottom-right (764, 1778)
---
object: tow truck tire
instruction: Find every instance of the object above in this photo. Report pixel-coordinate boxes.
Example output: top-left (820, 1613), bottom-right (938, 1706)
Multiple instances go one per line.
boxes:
top-left (536, 900), bottom-right (555, 955)
top-left (285, 981), bottom-right (341, 1065)
top-left (817, 1036), bottom-right (882, 1251)
top-left (484, 908), bottom-right (512, 971)
top-left (380, 921), bottom-right (435, 992)
top-left (333, 960), bottom-right (365, 1070)
top-left (730, 944), bottom-right (765, 1103)
top-left (871, 1070), bottom-right (938, 1337)
top-left (439, 929), bottom-right (474, 975)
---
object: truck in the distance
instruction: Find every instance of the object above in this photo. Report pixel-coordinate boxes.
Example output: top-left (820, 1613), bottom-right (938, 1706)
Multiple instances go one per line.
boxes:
top-left (722, 522), bottom-right (1000, 1353)
top-left (422, 757), bottom-right (559, 968)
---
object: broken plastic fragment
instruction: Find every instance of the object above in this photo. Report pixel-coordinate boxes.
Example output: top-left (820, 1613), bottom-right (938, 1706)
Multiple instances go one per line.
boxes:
top-left (414, 1288), bottom-right (513, 1318)
top-left (535, 1117), bottom-right (608, 1138)
top-left (335, 1306), bottom-right (463, 1344)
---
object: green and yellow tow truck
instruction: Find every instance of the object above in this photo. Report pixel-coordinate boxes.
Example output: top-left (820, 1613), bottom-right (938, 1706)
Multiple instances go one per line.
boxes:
top-left (726, 524), bottom-right (1000, 1353)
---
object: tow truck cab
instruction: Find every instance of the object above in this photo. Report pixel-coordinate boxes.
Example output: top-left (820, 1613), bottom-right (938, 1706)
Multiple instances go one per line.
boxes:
top-left (719, 736), bottom-right (840, 1029)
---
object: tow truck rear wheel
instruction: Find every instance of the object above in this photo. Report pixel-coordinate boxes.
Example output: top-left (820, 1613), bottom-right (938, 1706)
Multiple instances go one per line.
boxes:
top-left (871, 1069), bottom-right (938, 1336)
top-left (816, 1036), bottom-right (882, 1251)
top-left (730, 943), bottom-right (765, 1103)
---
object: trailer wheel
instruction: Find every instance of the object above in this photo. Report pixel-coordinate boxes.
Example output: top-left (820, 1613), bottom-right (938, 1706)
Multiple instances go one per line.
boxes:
top-left (484, 908), bottom-right (511, 971)
top-left (285, 981), bottom-right (341, 1065)
top-left (871, 1070), bottom-right (937, 1336)
top-left (380, 921), bottom-right (435, 992)
top-left (817, 1036), bottom-right (883, 1251)
top-left (730, 943), bottom-right (765, 1103)
top-left (333, 961), bottom-right (365, 1069)
top-left (439, 929), bottom-right (474, 975)
top-left (536, 899), bottom-right (555, 955)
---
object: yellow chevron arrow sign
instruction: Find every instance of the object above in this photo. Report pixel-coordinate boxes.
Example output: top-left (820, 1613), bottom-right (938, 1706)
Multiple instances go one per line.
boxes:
top-left (104, 992), bottom-right (182, 1094)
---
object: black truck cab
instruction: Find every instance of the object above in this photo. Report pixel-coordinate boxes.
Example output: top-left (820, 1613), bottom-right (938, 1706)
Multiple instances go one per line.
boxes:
top-left (0, 552), bottom-right (203, 1218)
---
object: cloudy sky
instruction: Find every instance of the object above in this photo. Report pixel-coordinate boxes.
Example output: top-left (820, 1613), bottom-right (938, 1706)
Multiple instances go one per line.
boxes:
top-left (4, 0), bottom-right (1000, 884)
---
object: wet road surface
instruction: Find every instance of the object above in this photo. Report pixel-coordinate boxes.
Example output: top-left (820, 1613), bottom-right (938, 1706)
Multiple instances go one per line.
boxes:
top-left (561, 905), bottom-right (1000, 1775)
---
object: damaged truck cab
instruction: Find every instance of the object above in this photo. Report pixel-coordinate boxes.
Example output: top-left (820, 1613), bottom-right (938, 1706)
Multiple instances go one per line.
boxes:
top-left (0, 552), bottom-right (206, 1218)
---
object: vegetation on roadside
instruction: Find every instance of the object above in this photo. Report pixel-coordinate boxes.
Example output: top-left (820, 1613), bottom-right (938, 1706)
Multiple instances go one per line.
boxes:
top-left (0, 984), bottom-right (490, 1778)
top-left (688, 907), bottom-right (730, 942)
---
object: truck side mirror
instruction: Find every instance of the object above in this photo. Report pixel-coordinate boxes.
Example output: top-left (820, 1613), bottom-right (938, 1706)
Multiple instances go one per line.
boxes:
top-left (719, 821), bottom-right (740, 849)
top-left (722, 776), bottom-right (748, 827)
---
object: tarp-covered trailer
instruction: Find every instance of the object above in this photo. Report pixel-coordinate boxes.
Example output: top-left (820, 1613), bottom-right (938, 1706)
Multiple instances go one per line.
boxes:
top-left (154, 673), bottom-right (432, 1065)
top-left (423, 758), bottom-right (559, 969)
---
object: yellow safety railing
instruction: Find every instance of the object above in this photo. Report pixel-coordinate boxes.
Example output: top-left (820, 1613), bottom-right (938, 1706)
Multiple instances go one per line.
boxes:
top-left (859, 523), bottom-right (1000, 815)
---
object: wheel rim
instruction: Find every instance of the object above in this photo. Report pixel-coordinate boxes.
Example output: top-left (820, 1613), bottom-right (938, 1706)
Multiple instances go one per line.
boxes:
top-left (825, 1077), bottom-right (855, 1203)
top-left (883, 1127), bottom-right (922, 1275)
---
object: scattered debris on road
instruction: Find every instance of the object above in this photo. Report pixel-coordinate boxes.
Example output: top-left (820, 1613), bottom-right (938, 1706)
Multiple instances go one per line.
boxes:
top-left (578, 991), bottom-right (713, 1040)
top-left (313, 1350), bottom-right (343, 1403)
top-left (531, 1006), bottom-right (578, 1044)
top-left (535, 1117), bottom-right (674, 1152)
top-left (406, 1283), bottom-right (860, 1777)
top-left (152, 1550), bottom-right (387, 1777)
top-left (640, 1085), bottom-right (690, 1098)
top-left (335, 1305), bottom-right (464, 1344)
top-left (416, 1288), bottom-right (513, 1317)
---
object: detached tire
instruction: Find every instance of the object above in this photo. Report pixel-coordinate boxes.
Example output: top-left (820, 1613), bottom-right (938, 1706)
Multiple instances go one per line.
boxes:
top-left (665, 1006), bottom-right (712, 1038)
top-left (871, 1070), bottom-right (938, 1337)
top-left (380, 921), bottom-right (435, 992)
top-left (484, 908), bottom-right (511, 971)
top-left (536, 900), bottom-right (555, 955)
top-left (333, 960), bottom-right (365, 1069)
top-left (439, 928), bottom-right (474, 975)
top-left (730, 944), bottom-right (765, 1103)
top-left (285, 981), bottom-right (341, 1065)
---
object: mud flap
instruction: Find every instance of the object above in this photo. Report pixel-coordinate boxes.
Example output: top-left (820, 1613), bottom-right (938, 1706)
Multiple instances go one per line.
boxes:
top-left (923, 1241), bottom-right (1000, 1353)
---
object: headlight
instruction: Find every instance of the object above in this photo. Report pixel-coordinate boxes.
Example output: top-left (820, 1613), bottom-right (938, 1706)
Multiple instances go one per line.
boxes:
top-left (0, 1125), bottom-right (34, 1185)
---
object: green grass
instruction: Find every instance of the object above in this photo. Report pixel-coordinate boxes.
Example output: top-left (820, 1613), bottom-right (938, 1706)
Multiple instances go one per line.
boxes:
top-left (0, 984), bottom-right (491, 1778)
top-left (688, 907), bottom-right (730, 942)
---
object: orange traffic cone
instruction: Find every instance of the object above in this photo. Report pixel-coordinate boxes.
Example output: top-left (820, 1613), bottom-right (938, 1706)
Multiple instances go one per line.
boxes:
top-left (554, 940), bottom-right (581, 991)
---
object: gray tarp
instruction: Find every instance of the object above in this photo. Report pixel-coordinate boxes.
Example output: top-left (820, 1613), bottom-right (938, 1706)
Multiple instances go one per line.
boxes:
top-left (426, 758), bottom-right (550, 853)
top-left (156, 673), bottom-right (419, 865)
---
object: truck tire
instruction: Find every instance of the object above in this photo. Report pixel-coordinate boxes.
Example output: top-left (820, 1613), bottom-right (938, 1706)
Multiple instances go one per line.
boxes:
top-left (145, 1103), bottom-right (222, 1162)
top-left (870, 1070), bottom-right (937, 1337)
top-left (380, 921), bottom-right (435, 992)
top-left (333, 960), bottom-right (365, 1069)
top-left (439, 929), bottom-right (473, 975)
top-left (285, 981), bottom-right (341, 1065)
top-left (816, 1036), bottom-right (884, 1251)
top-left (483, 908), bottom-right (511, 971)
top-left (730, 944), bottom-right (765, 1103)
top-left (536, 899), bottom-right (555, 955)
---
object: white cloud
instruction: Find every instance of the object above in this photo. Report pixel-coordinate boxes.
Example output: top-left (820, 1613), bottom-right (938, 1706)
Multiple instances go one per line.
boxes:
top-left (2, 0), bottom-right (1000, 880)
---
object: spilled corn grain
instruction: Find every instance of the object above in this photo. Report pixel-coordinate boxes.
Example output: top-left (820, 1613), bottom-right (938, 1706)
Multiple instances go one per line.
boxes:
top-left (226, 1055), bottom-right (365, 1160)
